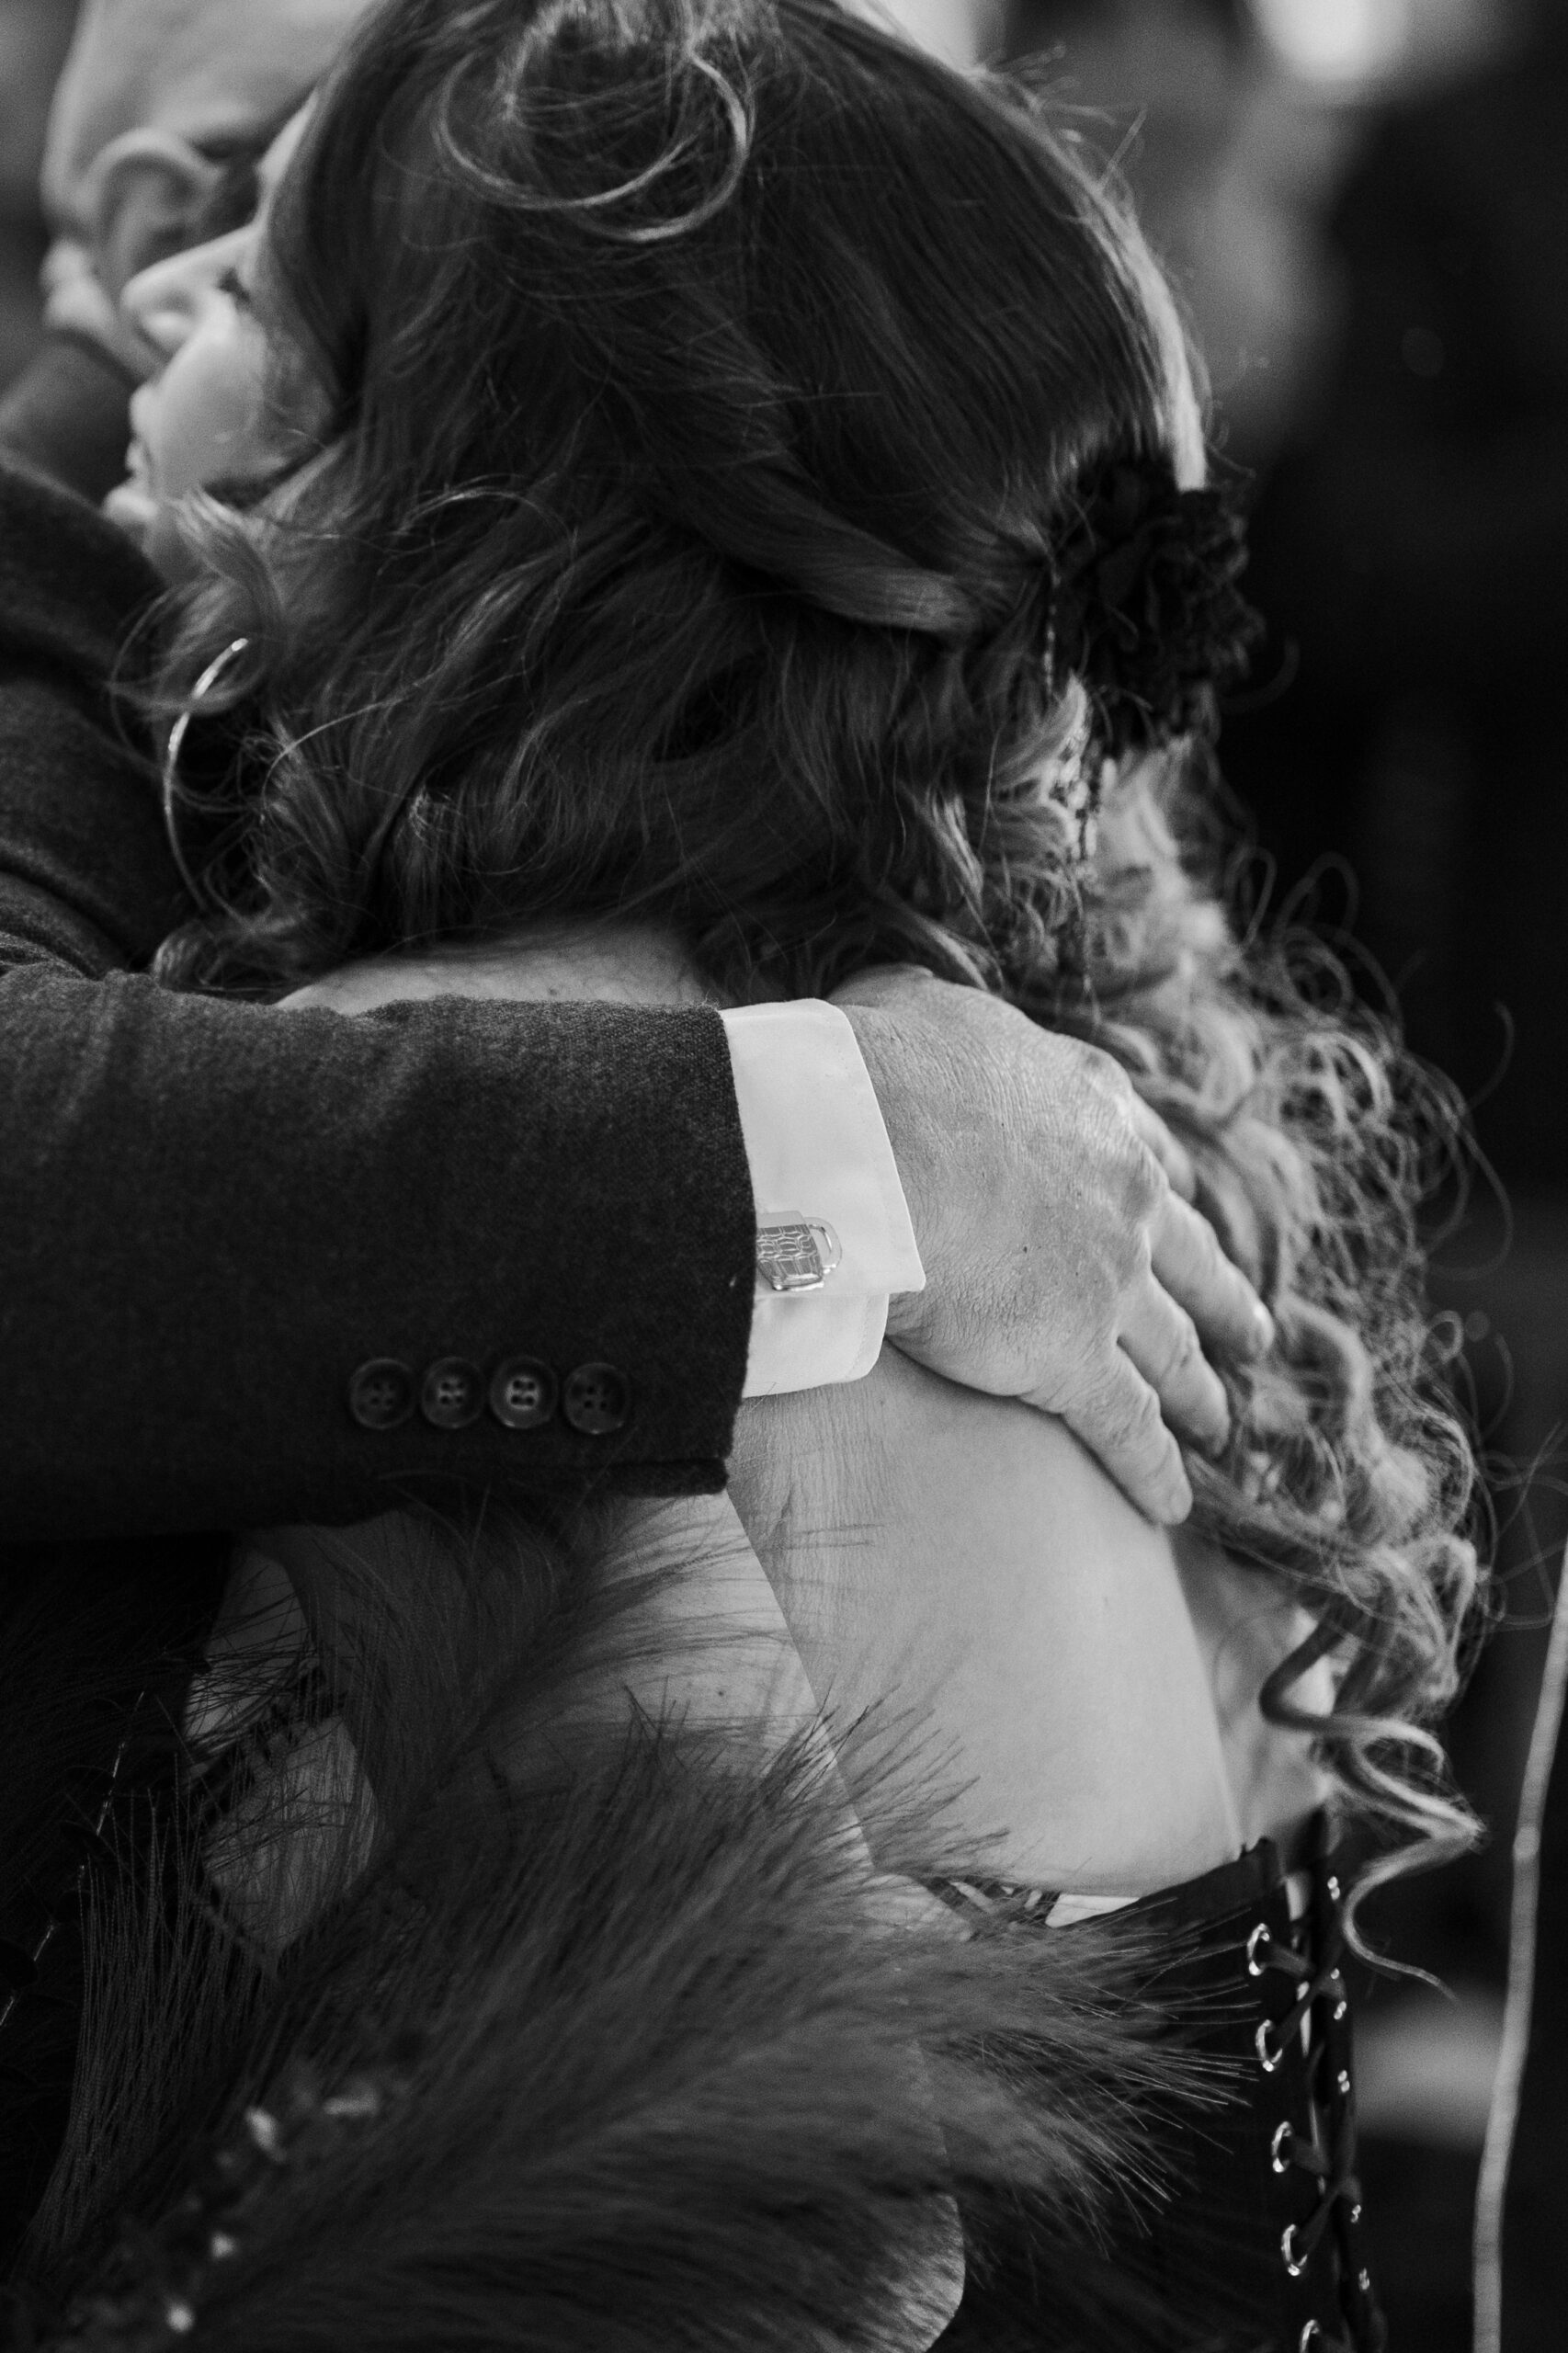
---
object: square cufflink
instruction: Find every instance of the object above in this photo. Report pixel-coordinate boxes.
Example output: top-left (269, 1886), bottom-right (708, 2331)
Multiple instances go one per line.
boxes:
top-left (756, 1212), bottom-right (842, 1294)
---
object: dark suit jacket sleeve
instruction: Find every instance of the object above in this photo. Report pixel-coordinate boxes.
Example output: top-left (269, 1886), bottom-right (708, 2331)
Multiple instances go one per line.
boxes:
top-left (0, 458), bottom-right (756, 1541)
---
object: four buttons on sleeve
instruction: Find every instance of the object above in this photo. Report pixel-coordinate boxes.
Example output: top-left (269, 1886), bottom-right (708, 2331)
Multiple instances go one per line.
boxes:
top-left (347, 1355), bottom-right (629, 1437)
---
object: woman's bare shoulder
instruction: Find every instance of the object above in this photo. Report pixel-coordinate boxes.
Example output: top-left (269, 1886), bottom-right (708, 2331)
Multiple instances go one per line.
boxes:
top-left (729, 1353), bottom-right (1245, 1893)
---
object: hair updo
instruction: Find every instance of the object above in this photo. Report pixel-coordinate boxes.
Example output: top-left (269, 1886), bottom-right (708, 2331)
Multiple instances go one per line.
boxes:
top-left (153, 0), bottom-right (1480, 1897)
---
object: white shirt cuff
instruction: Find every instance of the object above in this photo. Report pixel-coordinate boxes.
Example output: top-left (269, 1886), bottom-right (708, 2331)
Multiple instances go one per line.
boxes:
top-left (720, 1001), bottom-right (926, 1396)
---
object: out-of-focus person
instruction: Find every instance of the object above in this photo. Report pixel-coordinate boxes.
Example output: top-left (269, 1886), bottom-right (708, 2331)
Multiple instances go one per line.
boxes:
top-left (0, 0), bottom-right (375, 490)
top-left (1227, 0), bottom-right (1568, 1196)
top-left (1000, 0), bottom-right (1355, 472)
top-left (1224, 11), bottom-right (1568, 2171)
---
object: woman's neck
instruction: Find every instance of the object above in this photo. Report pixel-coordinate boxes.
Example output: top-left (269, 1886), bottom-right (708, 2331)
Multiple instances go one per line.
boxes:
top-left (278, 919), bottom-right (718, 1016)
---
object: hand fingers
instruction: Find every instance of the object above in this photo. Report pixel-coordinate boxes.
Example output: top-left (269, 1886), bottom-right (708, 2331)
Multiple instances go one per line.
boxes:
top-left (1151, 1192), bottom-right (1274, 1358)
top-left (1048, 1355), bottom-right (1194, 1527)
top-left (1119, 1282), bottom-right (1231, 1456)
top-left (1126, 1097), bottom-right (1197, 1202)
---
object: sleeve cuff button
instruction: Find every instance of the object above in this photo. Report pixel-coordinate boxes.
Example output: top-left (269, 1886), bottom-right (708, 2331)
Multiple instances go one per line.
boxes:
top-left (489, 1357), bottom-right (559, 1430)
top-left (419, 1357), bottom-right (485, 1430)
top-left (347, 1358), bottom-right (416, 1430)
top-left (562, 1362), bottom-right (631, 1436)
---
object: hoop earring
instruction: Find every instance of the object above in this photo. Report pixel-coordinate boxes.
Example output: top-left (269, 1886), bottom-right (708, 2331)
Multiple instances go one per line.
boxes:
top-left (162, 635), bottom-right (253, 909)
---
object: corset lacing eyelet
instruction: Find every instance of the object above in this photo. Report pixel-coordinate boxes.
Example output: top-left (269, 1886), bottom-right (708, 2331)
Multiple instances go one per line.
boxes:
top-left (1250, 1869), bottom-right (1388, 2353)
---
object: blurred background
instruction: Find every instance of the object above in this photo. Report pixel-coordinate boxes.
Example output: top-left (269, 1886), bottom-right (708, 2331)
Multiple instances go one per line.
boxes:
top-left (0, 1), bottom-right (74, 385)
top-left (4, 0), bottom-right (1565, 2344)
top-left (997, 8), bottom-right (1568, 2346)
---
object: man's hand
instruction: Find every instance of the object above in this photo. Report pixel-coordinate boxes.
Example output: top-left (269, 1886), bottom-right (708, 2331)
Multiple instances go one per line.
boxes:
top-left (836, 971), bottom-right (1273, 1526)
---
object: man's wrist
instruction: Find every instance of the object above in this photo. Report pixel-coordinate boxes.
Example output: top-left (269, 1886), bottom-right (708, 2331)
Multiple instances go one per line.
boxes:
top-left (881, 1282), bottom-right (924, 1347)
top-left (833, 1000), bottom-right (932, 1289)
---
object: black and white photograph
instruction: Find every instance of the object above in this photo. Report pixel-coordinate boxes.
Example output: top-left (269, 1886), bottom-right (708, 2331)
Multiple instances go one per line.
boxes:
top-left (2, 2), bottom-right (1565, 2347)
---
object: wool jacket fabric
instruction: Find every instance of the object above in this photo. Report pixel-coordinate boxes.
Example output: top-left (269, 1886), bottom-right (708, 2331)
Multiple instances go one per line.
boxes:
top-left (0, 454), bottom-right (756, 1545)
top-left (0, 338), bottom-right (144, 511)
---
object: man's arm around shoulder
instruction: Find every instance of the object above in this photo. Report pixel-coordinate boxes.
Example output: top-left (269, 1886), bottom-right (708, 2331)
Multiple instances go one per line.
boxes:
top-left (0, 460), bottom-right (756, 1540)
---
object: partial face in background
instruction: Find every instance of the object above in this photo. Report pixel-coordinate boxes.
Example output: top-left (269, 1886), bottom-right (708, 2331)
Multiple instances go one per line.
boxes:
top-left (42, 0), bottom-right (372, 245)
top-left (108, 107), bottom-right (319, 573)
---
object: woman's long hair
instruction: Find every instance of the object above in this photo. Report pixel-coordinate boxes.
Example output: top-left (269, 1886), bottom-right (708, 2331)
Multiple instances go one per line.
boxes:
top-left (148, 0), bottom-right (1477, 1887)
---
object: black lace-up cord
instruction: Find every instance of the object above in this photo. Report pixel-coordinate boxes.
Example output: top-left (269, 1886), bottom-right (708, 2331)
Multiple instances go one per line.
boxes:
top-left (1269, 2122), bottom-right (1362, 2264)
top-left (1250, 1903), bottom-right (1346, 2066)
top-left (1249, 1884), bottom-right (1387, 2353)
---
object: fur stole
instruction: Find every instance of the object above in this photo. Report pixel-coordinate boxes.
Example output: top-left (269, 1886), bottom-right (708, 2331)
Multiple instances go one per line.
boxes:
top-left (3, 1520), bottom-right (1216, 2352)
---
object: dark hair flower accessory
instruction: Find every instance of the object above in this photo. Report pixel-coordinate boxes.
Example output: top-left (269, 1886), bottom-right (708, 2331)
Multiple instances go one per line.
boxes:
top-left (1047, 454), bottom-right (1265, 766)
